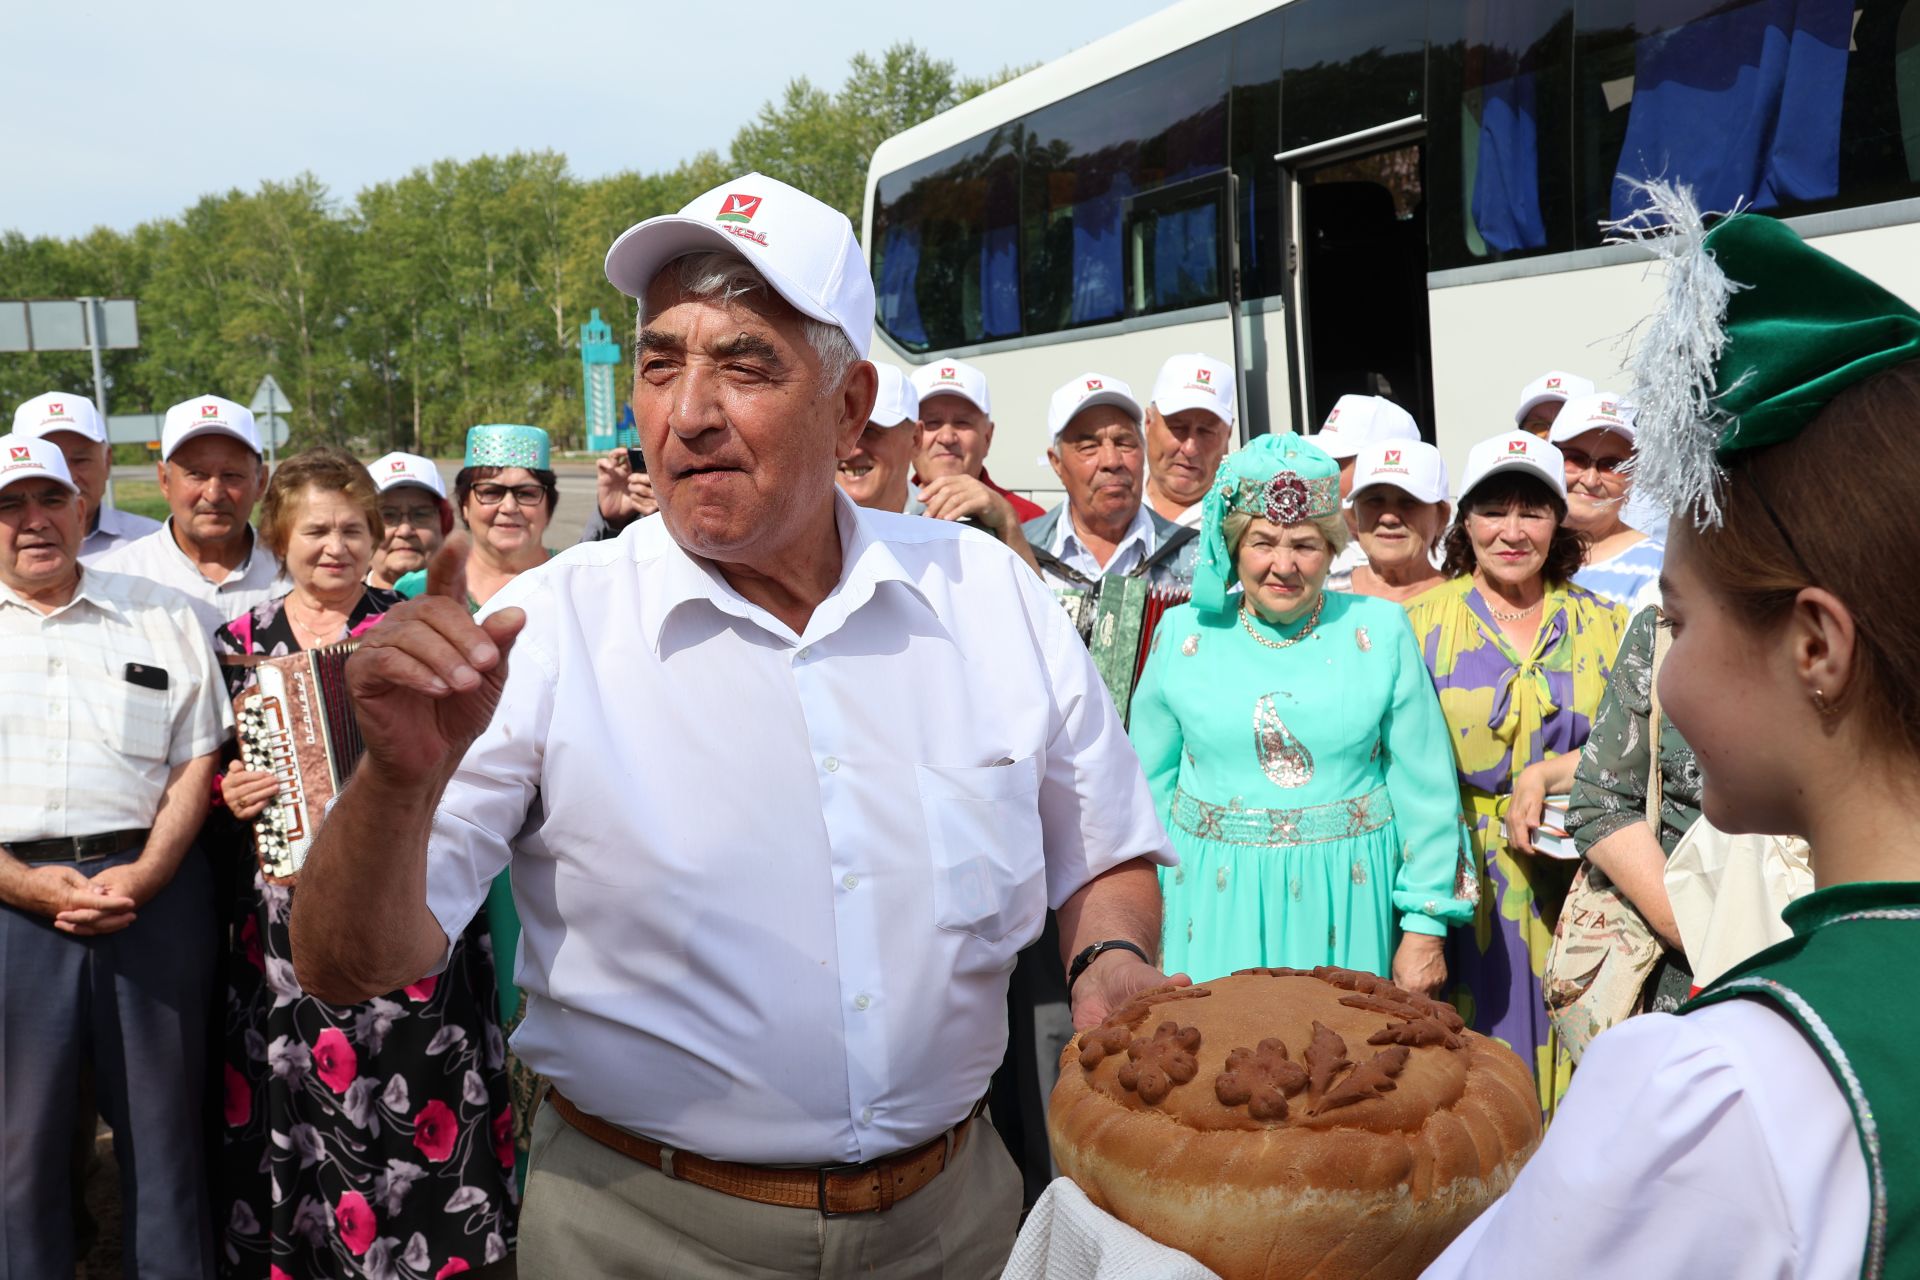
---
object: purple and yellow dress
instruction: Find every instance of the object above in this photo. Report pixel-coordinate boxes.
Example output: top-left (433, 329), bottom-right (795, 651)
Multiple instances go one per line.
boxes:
top-left (1404, 576), bottom-right (1626, 1116)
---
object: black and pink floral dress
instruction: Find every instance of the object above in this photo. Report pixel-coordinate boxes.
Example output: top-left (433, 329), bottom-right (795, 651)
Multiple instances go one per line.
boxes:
top-left (213, 591), bottom-right (518, 1279)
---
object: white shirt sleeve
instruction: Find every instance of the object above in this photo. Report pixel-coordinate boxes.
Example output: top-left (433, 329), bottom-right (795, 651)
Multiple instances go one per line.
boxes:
top-left (166, 598), bottom-right (233, 764)
top-left (421, 581), bottom-right (558, 964)
top-left (1424, 1000), bottom-right (1868, 1279)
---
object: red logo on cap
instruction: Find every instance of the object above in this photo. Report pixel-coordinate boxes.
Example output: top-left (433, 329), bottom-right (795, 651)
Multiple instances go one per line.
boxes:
top-left (716, 193), bottom-right (762, 224)
top-left (8, 446), bottom-right (30, 461)
top-left (201, 404), bottom-right (220, 418)
top-left (390, 459), bottom-right (407, 472)
top-left (1085, 379), bottom-right (1103, 391)
top-left (940, 366), bottom-right (956, 379)
top-left (1509, 440), bottom-right (1530, 454)
top-left (1325, 408), bottom-right (1341, 426)
top-left (47, 402), bottom-right (63, 415)
top-left (1600, 400), bottom-right (1617, 415)
top-left (1384, 449), bottom-right (1402, 465)
top-left (1195, 369), bottom-right (1212, 385)
top-left (1546, 376), bottom-right (1562, 389)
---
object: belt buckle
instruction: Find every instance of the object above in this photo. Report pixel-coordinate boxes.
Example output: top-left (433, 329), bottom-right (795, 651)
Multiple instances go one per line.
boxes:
top-left (815, 1159), bottom-right (872, 1218)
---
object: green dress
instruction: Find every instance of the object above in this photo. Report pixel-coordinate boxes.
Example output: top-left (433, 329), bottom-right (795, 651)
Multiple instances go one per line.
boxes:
top-left (1130, 592), bottom-right (1473, 983)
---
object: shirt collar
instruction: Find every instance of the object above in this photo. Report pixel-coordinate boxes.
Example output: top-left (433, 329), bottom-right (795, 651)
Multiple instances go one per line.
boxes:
top-left (646, 489), bottom-right (932, 657)
top-left (1052, 500), bottom-right (1157, 565)
top-left (0, 565), bottom-right (124, 620)
top-left (161, 516), bottom-right (264, 583)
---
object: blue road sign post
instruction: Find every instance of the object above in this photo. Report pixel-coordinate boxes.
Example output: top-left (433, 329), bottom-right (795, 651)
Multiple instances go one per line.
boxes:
top-left (581, 308), bottom-right (621, 452)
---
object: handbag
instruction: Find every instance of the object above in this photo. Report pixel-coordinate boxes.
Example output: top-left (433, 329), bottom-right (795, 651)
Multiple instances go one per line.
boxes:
top-left (1663, 822), bottom-right (1813, 989)
top-left (1540, 624), bottom-right (1669, 1062)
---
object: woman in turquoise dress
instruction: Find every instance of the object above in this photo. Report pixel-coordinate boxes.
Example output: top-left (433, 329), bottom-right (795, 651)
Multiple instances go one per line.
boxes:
top-left (1129, 433), bottom-right (1471, 991)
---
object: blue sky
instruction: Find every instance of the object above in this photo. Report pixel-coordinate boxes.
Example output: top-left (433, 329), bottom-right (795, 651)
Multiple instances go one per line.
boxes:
top-left (4, 0), bottom-right (1168, 240)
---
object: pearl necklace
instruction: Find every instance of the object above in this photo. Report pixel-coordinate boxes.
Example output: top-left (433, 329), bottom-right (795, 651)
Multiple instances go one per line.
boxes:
top-left (1481, 593), bottom-right (1543, 623)
top-left (1240, 594), bottom-right (1325, 650)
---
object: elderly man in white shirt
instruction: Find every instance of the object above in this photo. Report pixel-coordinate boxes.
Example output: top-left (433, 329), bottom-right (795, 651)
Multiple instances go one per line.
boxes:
top-left (291, 173), bottom-right (1179, 1279)
top-left (12, 392), bottom-right (162, 561)
top-left (94, 396), bottom-right (287, 635)
top-left (0, 435), bottom-right (229, 1279)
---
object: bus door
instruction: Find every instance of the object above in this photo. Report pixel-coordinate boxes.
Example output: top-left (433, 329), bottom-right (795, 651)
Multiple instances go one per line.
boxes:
top-left (1282, 133), bottom-right (1435, 441)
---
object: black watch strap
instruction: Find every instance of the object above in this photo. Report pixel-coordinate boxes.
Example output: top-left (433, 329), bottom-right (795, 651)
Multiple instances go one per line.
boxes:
top-left (1067, 939), bottom-right (1150, 994)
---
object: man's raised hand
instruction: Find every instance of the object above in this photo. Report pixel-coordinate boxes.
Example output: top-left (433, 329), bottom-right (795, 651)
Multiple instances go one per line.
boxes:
top-left (347, 535), bottom-right (526, 789)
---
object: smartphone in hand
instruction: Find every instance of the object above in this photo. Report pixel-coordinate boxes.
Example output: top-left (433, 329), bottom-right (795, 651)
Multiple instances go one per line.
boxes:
top-left (625, 445), bottom-right (646, 476)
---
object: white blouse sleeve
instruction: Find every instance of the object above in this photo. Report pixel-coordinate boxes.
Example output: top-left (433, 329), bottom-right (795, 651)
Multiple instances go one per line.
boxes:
top-left (1424, 1000), bottom-right (1868, 1279)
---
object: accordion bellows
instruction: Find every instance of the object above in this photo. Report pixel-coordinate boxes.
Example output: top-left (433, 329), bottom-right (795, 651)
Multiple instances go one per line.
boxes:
top-left (232, 643), bottom-right (365, 880)
top-left (1048, 970), bottom-right (1541, 1279)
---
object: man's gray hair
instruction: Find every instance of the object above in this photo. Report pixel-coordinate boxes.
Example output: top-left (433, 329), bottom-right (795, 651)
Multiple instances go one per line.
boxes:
top-left (639, 251), bottom-right (859, 388)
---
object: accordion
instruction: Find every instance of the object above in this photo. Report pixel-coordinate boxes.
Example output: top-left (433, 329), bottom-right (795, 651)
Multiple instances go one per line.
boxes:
top-left (1058, 576), bottom-right (1189, 726)
top-left (230, 642), bottom-right (364, 880)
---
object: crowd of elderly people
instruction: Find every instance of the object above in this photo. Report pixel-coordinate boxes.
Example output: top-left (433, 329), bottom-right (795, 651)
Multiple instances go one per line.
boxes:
top-left (3, 167), bottom-right (1726, 1280)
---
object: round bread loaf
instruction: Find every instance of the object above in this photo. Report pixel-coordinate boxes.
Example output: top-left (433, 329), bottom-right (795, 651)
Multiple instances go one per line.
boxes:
top-left (1048, 967), bottom-right (1541, 1279)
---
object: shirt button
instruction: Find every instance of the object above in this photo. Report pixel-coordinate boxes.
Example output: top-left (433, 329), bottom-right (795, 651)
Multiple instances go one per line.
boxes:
top-left (842, 873), bottom-right (859, 890)
top-left (823, 756), bottom-right (840, 773)
top-left (796, 646), bottom-right (811, 661)
top-left (49, 658), bottom-right (62, 671)
top-left (854, 994), bottom-right (871, 1011)
top-left (861, 1107), bottom-right (875, 1124)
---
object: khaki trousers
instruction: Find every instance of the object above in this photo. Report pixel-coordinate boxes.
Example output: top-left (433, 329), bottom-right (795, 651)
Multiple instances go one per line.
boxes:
top-left (518, 1102), bottom-right (1023, 1279)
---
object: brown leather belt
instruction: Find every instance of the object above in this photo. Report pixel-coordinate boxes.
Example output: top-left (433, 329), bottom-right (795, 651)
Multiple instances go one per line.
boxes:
top-left (7, 828), bottom-right (149, 864)
top-left (547, 1089), bottom-right (983, 1216)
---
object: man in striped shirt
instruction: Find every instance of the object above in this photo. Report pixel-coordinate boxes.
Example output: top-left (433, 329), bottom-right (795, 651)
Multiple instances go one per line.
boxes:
top-left (0, 433), bottom-right (230, 1278)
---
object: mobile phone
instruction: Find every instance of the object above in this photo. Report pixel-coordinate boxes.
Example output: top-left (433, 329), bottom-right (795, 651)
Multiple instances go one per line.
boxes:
top-left (625, 445), bottom-right (646, 475)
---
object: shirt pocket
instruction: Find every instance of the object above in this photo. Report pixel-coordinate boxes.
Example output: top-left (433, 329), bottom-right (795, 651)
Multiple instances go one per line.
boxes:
top-left (915, 757), bottom-right (1047, 946)
top-left (101, 679), bottom-right (173, 762)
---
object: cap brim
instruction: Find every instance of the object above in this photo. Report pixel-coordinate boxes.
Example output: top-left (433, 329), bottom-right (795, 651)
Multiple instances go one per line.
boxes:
top-left (1513, 394), bottom-right (1566, 424)
top-left (1152, 389), bottom-right (1232, 424)
top-left (376, 476), bottom-right (445, 497)
top-left (1549, 421), bottom-right (1637, 446)
top-left (1462, 458), bottom-right (1566, 502)
top-left (1352, 475), bottom-right (1447, 505)
top-left (605, 215), bottom-right (841, 333)
top-left (1055, 390), bottom-right (1143, 435)
top-left (164, 423), bottom-right (261, 460)
top-left (917, 387), bottom-right (988, 416)
top-left (0, 468), bottom-right (78, 494)
top-left (1315, 433), bottom-right (1362, 460)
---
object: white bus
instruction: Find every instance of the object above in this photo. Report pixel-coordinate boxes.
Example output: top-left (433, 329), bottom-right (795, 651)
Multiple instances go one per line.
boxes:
top-left (862, 0), bottom-right (1920, 499)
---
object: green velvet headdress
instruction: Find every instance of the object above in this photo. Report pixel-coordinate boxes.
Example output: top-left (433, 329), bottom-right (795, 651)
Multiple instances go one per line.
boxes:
top-left (1192, 432), bottom-right (1341, 616)
top-left (1612, 180), bottom-right (1920, 526)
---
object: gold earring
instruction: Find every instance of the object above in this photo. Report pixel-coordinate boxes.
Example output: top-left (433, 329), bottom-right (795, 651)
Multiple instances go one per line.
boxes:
top-left (1811, 688), bottom-right (1838, 717)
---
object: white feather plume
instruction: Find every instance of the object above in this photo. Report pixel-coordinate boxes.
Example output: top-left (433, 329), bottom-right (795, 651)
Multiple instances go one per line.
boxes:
top-left (1604, 178), bottom-right (1746, 527)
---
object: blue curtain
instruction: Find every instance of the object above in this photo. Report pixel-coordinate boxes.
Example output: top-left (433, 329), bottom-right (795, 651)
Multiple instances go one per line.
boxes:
top-left (979, 224), bottom-right (1019, 338)
top-left (1473, 72), bottom-right (1548, 251)
top-left (1151, 205), bottom-right (1219, 307)
top-left (1069, 175), bottom-right (1132, 325)
top-left (877, 224), bottom-right (927, 347)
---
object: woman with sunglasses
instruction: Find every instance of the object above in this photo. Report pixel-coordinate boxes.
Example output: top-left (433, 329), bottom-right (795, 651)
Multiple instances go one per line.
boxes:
top-left (1547, 393), bottom-right (1664, 610)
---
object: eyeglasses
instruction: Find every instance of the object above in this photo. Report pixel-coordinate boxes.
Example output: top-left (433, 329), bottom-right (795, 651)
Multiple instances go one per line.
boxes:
top-left (378, 503), bottom-right (440, 527)
top-left (470, 483), bottom-right (546, 508)
top-left (1560, 448), bottom-right (1629, 477)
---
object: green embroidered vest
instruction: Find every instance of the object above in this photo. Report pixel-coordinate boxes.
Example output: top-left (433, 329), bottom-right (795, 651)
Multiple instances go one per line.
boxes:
top-left (1685, 881), bottom-right (1920, 1279)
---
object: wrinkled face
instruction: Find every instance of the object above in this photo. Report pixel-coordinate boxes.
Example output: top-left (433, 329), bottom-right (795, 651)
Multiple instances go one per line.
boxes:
top-left (1235, 516), bottom-right (1331, 623)
top-left (1520, 403), bottom-right (1560, 438)
top-left (1559, 428), bottom-right (1634, 532)
top-left (1465, 494), bottom-right (1558, 590)
top-left (1049, 407), bottom-right (1145, 528)
top-left (373, 483), bottom-right (445, 580)
top-left (462, 467), bottom-right (551, 561)
top-left (1658, 529), bottom-right (1802, 835)
top-left (1352, 485), bottom-right (1448, 571)
top-left (159, 435), bottom-right (265, 545)
top-left (43, 431), bottom-right (108, 519)
top-left (1145, 405), bottom-right (1232, 508)
top-left (283, 485), bottom-right (375, 596)
top-left (913, 393), bottom-right (993, 481)
top-left (0, 478), bottom-right (82, 594)
top-left (836, 421), bottom-right (917, 512)
top-left (634, 271), bottom-right (869, 564)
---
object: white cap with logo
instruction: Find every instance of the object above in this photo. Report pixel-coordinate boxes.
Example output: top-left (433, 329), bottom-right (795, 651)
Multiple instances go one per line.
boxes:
top-left (13, 392), bottom-right (107, 445)
top-left (604, 172), bottom-right (874, 356)
top-left (1351, 438), bottom-right (1449, 506)
top-left (1514, 370), bottom-right (1596, 425)
top-left (0, 433), bottom-right (80, 495)
top-left (1460, 431), bottom-right (1568, 503)
top-left (1548, 392), bottom-right (1637, 445)
top-left (1047, 373), bottom-right (1144, 439)
top-left (911, 358), bottom-right (990, 416)
top-left (1315, 394), bottom-right (1419, 460)
top-left (161, 395), bottom-right (262, 461)
top-left (869, 364), bottom-right (920, 429)
top-left (370, 451), bottom-right (447, 498)
top-left (1150, 353), bottom-right (1236, 426)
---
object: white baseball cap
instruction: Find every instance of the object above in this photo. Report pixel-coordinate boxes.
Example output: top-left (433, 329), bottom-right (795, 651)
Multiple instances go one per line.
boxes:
top-left (161, 395), bottom-right (262, 460)
top-left (1047, 373), bottom-right (1143, 439)
top-left (1514, 370), bottom-right (1596, 425)
top-left (1315, 394), bottom-right (1419, 460)
top-left (1150, 353), bottom-right (1236, 426)
top-left (13, 392), bottom-right (106, 445)
top-left (604, 172), bottom-right (874, 356)
top-left (911, 358), bottom-right (990, 416)
top-left (370, 451), bottom-right (447, 498)
top-left (1459, 431), bottom-right (1568, 504)
top-left (1351, 438), bottom-right (1449, 505)
top-left (869, 364), bottom-right (920, 429)
top-left (0, 433), bottom-right (80, 495)
top-left (1548, 392), bottom-right (1637, 445)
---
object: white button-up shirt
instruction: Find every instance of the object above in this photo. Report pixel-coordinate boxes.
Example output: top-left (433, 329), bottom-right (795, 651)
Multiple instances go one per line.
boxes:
top-left (79, 503), bottom-right (163, 565)
top-left (1044, 502), bottom-right (1157, 591)
top-left (424, 494), bottom-right (1172, 1164)
top-left (0, 568), bottom-right (231, 842)
top-left (93, 519), bottom-right (288, 637)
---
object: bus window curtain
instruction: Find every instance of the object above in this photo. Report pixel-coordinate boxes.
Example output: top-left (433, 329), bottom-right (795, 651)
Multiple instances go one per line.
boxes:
top-left (878, 225), bottom-right (928, 347)
top-left (1611, 0), bottom-right (1850, 221)
top-left (1473, 72), bottom-right (1548, 251)
top-left (980, 224), bottom-right (1020, 338)
top-left (1152, 204), bottom-right (1220, 307)
top-left (1070, 176), bottom-right (1132, 325)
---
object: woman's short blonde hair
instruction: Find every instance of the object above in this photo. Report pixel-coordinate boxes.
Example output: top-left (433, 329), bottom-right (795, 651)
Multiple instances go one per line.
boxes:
top-left (257, 446), bottom-right (384, 559)
top-left (1224, 509), bottom-right (1350, 565)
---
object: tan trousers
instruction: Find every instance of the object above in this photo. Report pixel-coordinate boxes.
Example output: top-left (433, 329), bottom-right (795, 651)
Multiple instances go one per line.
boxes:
top-left (518, 1103), bottom-right (1023, 1279)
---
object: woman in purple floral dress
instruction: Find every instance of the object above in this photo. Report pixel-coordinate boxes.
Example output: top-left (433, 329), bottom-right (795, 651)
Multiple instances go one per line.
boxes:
top-left (212, 448), bottom-right (516, 1279)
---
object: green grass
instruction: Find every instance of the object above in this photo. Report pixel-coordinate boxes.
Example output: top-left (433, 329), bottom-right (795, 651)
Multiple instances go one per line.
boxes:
top-left (111, 480), bottom-right (171, 523)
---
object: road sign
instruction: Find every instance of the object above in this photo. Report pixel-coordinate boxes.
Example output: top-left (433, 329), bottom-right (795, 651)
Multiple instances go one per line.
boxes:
top-left (249, 374), bottom-right (292, 417)
top-left (0, 298), bottom-right (139, 352)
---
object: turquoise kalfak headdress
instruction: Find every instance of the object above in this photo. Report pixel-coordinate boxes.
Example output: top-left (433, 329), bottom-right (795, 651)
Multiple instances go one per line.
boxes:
top-left (1192, 432), bottom-right (1341, 616)
top-left (463, 423), bottom-right (551, 470)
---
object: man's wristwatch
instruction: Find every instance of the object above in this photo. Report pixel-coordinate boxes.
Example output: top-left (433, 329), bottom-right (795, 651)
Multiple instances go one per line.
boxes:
top-left (1067, 939), bottom-right (1150, 994)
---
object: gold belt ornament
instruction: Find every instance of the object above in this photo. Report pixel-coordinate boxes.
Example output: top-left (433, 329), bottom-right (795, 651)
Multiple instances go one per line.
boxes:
top-left (1172, 785), bottom-right (1394, 848)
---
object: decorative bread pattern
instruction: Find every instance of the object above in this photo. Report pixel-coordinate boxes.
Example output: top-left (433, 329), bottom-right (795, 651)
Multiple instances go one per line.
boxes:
top-left (1048, 968), bottom-right (1541, 1279)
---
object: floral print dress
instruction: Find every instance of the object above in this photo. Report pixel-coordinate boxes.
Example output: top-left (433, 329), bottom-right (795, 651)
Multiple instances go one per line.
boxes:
top-left (213, 591), bottom-right (518, 1279)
